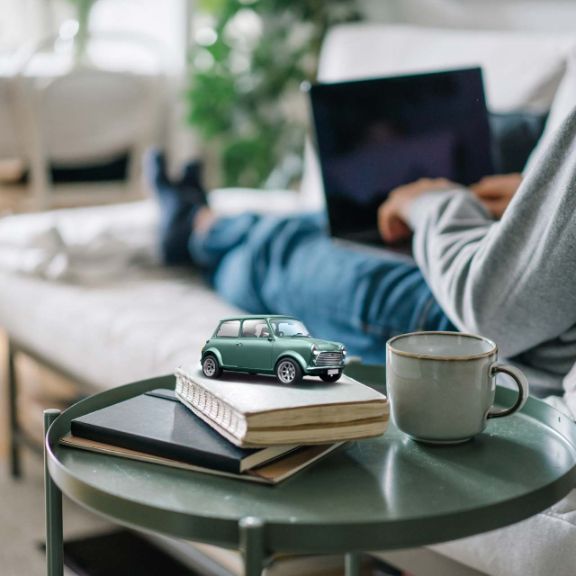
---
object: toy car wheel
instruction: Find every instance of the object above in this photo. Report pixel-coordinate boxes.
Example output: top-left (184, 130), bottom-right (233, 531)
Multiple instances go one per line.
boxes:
top-left (202, 354), bottom-right (222, 379)
top-left (320, 371), bottom-right (342, 383)
top-left (276, 358), bottom-right (302, 385)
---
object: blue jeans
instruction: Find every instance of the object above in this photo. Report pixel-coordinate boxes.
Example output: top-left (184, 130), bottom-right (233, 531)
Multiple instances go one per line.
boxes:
top-left (185, 212), bottom-right (454, 364)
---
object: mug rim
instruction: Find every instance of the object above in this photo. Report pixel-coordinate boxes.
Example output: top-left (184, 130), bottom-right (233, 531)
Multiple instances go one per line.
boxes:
top-left (387, 331), bottom-right (497, 361)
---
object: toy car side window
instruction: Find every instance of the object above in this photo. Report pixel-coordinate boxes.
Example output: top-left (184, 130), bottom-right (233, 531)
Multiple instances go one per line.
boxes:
top-left (216, 320), bottom-right (241, 337)
top-left (242, 319), bottom-right (269, 338)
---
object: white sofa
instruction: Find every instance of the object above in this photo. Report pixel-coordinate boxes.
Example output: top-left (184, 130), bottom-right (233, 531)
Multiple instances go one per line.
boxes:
top-left (3, 19), bottom-right (576, 576)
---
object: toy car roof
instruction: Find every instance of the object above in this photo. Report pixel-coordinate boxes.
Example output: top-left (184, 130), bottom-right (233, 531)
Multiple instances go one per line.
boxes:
top-left (217, 315), bottom-right (297, 322)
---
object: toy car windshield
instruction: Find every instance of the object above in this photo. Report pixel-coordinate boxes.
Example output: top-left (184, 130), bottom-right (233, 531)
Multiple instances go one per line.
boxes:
top-left (270, 319), bottom-right (310, 337)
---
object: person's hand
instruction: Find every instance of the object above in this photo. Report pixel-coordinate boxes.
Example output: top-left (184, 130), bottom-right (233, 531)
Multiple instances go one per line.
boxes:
top-left (377, 178), bottom-right (456, 244)
top-left (470, 173), bottom-right (522, 219)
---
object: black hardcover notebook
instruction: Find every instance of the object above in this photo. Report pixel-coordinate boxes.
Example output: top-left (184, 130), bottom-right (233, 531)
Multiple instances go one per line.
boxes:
top-left (70, 390), bottom-right (296, 474)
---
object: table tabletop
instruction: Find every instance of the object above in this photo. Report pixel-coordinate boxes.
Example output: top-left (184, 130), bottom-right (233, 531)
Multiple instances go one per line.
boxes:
top-left (46, 365), bottom-right (576, 557)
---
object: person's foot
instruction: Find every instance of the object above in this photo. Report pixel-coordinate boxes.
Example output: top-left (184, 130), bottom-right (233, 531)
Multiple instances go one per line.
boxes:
top-left (146, 149), bottom-right (207, 265)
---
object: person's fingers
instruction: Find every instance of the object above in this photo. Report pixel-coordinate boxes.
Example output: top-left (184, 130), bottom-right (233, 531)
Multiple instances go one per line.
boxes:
top-left (478, 198), bottom-right (501, 209)
top-left (471, 173), bottom-right (523, 194)
top-left (432, 177), bottom-right (452, 186)
top-left (471, 178), bottom-right (499, 193)
top-left (390, 177), bottom-right (454, 201)
top-left (378, 202), bottom-right (396, 243)
top-left (472, 185), bottom-right (505, 199)
top-left (381, 177), bottom-right (460, 242)
top-left (378, 202), bottom-right (411, 243)
top-left (380, 216), bottom-right (398, 243)
top-left (477, 198), bottom-right (507, 218)
top-left (413, 177), bottom-right (452, 191)
top-left (387, 216), bottom-right (412, 243)
top-left (469, 184), bottom-right (482, 194)
top-left (472, 175), bottom-right (493, 186)
top-left (377, 202), bottom-right (391, 240)
top-left (470, 176), bottom-right (503, 194)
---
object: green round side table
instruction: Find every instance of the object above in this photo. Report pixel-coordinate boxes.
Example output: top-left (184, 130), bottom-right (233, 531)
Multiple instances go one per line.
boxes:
top-left (44, 366), bottom-right (576, 576)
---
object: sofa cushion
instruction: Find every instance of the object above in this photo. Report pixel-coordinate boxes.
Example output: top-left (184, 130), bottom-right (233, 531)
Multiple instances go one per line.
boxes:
top-left (489, 111), bottom-right (548, 174)
top-left (0, 267), bottom-right (240, 389)
top-left (317, 24), bottom-right (576, 112)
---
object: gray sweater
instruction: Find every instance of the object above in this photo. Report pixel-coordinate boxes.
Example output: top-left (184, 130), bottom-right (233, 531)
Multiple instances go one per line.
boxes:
top-left (408, 107), bottom-right (576, 392)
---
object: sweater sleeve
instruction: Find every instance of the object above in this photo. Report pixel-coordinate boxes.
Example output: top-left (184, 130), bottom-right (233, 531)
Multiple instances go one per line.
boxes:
top-left (407, 108), bottom-right (576, 359)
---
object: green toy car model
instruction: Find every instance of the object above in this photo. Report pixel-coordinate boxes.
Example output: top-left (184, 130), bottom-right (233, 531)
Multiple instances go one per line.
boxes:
top-left (201, 315), bottom-right (347, 385)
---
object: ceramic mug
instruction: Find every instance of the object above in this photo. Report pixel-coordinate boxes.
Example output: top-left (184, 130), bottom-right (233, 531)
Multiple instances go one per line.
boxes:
top-left (386, 331), bottom-right (529, 444)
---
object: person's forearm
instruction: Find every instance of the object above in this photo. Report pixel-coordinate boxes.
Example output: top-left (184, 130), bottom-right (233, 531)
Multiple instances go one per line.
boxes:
top-left (407, 110), bottom-right (576, 358)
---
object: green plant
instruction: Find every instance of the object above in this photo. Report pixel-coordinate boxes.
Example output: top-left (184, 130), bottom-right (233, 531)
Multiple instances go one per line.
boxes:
top-left (188, 0), bottom-right (362, 189)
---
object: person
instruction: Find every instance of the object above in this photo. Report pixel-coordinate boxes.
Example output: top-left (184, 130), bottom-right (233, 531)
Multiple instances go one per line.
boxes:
top-left (149, 108), bottom-right (576, 394)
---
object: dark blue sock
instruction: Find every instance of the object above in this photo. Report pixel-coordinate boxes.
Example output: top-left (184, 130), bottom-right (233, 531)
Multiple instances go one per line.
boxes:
top-left (146, 150), bottom-right (206, 265)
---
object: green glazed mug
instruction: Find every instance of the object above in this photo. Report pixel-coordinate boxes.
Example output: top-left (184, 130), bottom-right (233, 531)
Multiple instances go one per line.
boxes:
top-left (386, 331), bottom-right (529, 444)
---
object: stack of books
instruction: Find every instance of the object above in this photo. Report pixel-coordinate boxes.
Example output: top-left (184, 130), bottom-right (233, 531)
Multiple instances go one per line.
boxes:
top-left (62, 366), bottom-right (388, 485)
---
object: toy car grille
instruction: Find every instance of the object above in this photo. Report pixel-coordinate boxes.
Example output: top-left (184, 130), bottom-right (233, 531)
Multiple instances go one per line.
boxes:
top-left (316, 352), bottom-right (344, 366)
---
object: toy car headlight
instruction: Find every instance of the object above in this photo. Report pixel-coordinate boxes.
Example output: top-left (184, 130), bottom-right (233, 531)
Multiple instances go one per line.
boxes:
top-left (311, 345), bottom-right (320, 356)
top-left (342, 348), bottom-right (347, 356)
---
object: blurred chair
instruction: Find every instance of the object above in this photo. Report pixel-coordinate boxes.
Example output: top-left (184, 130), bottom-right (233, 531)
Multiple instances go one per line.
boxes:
top-left (3, 31), bottom-right (167, 211)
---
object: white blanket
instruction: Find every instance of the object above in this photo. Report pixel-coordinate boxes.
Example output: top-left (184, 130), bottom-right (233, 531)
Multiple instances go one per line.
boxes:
top-left (0, 201), bottom-right (159, 282)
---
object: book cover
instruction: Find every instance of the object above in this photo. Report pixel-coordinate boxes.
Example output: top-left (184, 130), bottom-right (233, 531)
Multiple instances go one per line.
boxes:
top-left (70, 389), bottom-right (298, 474)
top-left (60, 434), bottom-right (344, 485)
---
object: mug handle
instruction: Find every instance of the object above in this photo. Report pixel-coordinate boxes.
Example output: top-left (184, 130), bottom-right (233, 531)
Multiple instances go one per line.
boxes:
top-left (487, 363), bottom-right (529, 419)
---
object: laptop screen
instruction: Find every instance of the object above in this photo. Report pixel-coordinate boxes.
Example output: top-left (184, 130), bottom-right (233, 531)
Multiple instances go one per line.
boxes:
top-left (308, 68), bottom-right (493, 244)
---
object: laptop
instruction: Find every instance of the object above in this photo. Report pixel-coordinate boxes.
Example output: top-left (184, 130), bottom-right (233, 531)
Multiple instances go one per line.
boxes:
top-left (307, 68), bottom-right (493, 254)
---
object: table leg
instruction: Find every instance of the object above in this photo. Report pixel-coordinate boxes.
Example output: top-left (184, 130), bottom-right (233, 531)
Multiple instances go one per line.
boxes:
top-left (240, 517), bottom-right (266, 576)
top-left (44, 409), bottom-right (63, 576)
top-left (345, 552), bottom-right (361, 576)
top-left (7, 338), bottom-right (21, 479)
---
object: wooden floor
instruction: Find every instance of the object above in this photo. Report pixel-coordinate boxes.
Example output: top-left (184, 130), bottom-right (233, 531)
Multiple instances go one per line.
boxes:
top-left (0, 453), bottom-right (112, 576)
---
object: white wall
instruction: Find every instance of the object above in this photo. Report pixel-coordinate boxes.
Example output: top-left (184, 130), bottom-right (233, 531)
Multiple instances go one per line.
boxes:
top-left (0, 0), bottom-right (52, 50)
top-left (90, 0), bottom-right (189, 71)
top-left (0, 0), bottom-right (191, 71)
top-left (361, 0), bottom-right (576, 33)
